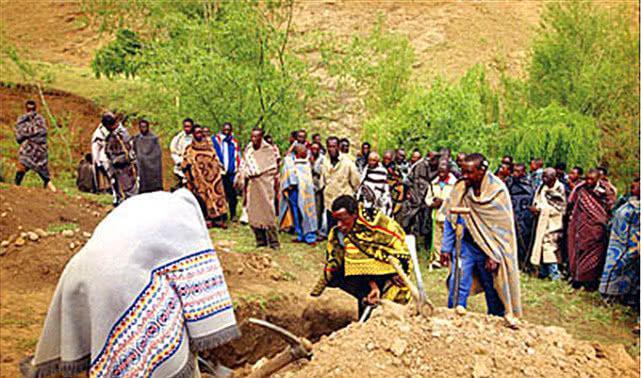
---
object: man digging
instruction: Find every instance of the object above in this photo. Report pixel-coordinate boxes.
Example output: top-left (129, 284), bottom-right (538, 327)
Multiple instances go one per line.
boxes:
top-left (310, 195), bottom-right (412, 320)
top-left (21, 187), bottom-right (239, 377)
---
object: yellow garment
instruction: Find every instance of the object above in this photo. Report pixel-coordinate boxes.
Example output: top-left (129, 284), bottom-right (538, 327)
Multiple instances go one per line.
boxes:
top-left (320, 153), bottom-right (361, 208)
top-left (312, 206), bottom-right (412, 303)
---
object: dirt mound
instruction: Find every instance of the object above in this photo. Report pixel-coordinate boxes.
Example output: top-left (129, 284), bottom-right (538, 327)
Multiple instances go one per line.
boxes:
top-left (0, 184), bottom-right (107, 241)
top-left (281, 308), bottom-right (639, 378)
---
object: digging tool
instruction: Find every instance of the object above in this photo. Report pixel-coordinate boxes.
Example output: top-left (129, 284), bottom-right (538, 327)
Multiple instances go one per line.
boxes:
top-left (388, 256), bottom-right (434, 317)
top-left (197, 356), bottom-right (233, 377)
top-left (405, 235), bottom-right (427, 303)
top-left (449, 206), bottom-right (471, 309)
top-left (359, 303), bottom-right (376, 323)
top-left (246, 318), bottom-right (313, 378)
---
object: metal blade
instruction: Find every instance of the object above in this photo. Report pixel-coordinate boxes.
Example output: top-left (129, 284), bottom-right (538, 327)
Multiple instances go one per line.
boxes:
top-left (405, 235), bottom-right (426, 303)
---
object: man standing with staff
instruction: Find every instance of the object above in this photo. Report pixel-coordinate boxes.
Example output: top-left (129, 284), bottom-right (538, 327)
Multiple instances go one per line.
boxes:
top-left (440, 153), bottom-right (521, 327)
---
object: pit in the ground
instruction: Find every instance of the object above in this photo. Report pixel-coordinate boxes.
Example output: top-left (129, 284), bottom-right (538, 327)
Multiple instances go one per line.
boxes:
top-left (203, 295), bottom-right (355, 373)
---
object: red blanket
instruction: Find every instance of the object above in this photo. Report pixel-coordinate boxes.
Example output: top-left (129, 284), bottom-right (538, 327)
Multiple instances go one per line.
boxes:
top-left (567, 183), bottom-right (610, 283)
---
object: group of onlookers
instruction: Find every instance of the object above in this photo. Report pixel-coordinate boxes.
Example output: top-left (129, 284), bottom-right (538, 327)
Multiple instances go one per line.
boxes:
top-left (13, 100), bottom-right (639, 316)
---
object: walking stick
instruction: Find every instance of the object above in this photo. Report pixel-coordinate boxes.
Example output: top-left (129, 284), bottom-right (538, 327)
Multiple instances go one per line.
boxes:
top-left (449, 207), bottom-right (471, 308)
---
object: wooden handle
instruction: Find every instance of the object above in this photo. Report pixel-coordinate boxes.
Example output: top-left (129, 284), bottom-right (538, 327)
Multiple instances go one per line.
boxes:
top-left (389, 258), bottom-right (421, 304)
top-left (247, 348), bottom-right (296, 378)
top-left (246, 338), bottom-right (313, 378)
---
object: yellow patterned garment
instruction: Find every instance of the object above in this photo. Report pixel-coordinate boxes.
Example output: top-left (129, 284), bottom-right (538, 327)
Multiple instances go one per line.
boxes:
top-left (312, 206), bottom-right (412, 303)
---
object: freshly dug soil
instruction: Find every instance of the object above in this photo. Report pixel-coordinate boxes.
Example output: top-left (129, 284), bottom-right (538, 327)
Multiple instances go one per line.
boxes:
top-left (0, 185), bottom-right (107, 241)
top-left (279, 307), bottom-right (639, 378)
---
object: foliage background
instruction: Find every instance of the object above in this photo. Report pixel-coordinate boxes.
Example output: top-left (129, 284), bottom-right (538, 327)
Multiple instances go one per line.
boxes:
top-left (84, 0), bottom-right (639, 187)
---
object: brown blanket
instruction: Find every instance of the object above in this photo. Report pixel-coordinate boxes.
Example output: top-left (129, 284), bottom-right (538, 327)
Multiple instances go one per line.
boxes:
top-left (443, 172), bottom-right (522, 317)
top-left (239, 141), bottom-right (280, 229)
top-left (181, 139), bottom-right (228, 220)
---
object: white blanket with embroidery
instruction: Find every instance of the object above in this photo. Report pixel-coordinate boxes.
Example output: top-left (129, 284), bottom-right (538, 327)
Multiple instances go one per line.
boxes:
top-left (21, 189), bottom-right (239, 378)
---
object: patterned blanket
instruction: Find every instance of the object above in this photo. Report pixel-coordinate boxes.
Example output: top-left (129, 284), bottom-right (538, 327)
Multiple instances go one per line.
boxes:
top-left (443, 172), bottom-right (522, 317)
top-left (15, 111), bottom-right (49, 176)
top-left (21, 189), bottom-right (239, 378)
top-left (530, 179), bottom-right (567, 265)
top-left (567, 182), bottom-right (610, 283)
top-left (279, 156), bottom-right (317, 234)
top-left (182, 139), bottom-right (228, 220)
top-left (599, 198), bottom-right (639, 296)
top-left (311, 206), bottom-right (412, 303)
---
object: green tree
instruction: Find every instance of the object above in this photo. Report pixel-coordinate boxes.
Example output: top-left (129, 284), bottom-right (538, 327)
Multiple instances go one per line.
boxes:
top-left (528, 1), bottom-right (639, 180)
top-left (363, 67), bottom-right (498, 156)
top-left (86, 0), bottom-right (316, 146)
top-left (500, 102), bottom-right (601, 170)
top-left (92, 28), bottom-right (142, 79)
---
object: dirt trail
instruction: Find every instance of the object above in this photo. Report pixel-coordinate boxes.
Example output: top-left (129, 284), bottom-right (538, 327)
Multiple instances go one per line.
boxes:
top-left (280, 308), bottom-right (639, 378)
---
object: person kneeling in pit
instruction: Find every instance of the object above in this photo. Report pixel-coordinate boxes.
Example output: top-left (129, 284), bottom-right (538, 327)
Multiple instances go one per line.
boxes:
top-left (310, 195), bottom-right (412, 320)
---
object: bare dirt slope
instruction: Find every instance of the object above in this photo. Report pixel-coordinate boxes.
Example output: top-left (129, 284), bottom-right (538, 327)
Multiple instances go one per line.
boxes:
top-left (293, 0), bottom-right (541, 80)
top-left (1, 0), bottom-right (542, 77)
top-left (0, 0), bottom-right (105, 66)
top-left (0, 184), bottom-right (106, 241)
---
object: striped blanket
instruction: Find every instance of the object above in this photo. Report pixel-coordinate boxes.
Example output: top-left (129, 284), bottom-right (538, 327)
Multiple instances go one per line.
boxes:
top-left (279, 155), bottom-right (318, 234)
top-left (21, 189), bottom-right (239, 378)
top-left (567, 182), bottom-right (610, 283)
top-left (443, 172), bottom-right (522, 317)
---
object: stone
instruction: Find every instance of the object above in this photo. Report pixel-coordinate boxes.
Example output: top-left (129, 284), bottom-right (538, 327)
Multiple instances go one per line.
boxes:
top-left (472, 356), bottom-right (492, 378)
top-left (366, 342), bottom-right (376, 351)
top-left (398, 323), bottom-right (411, 333)
top-left (14, 237), bottom-right (26, 247)
top-left (20, 232), bottom-right (27, 238)
top-left (0, 212), bottom-right (7, 218)
top-left (62, 230), bottom-right (74, 238)
top-left (27, 232), bottom-right (39, 241)
top-left (390, 339), bottom-right (407, 357)
top-left (1, 240), bottom-right (9, 248)
top-left (431, 330), bottom-right (441, 338)
top-left (82, 232), bottom-right (92, 239)
top-left (526, 347), bottom-right (535, 356)
top-left (34, 228), bottom-right (48, 237)
top-left (69, 242), bottom-right (76, 250)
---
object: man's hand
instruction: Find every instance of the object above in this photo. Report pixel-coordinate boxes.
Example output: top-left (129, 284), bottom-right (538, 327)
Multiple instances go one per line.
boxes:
top-left (365, 281), bottom-right (381, 305)
top-left (391, 274), bottom-right (404, 287)
top-left (485, 258), bottom-right (499, 273)
top-left (432, 198), bottom-right (443, 208)
top-left (440, 252), bottom-right (451, 268)
top-left (529, 206), bottom-right (539, 215)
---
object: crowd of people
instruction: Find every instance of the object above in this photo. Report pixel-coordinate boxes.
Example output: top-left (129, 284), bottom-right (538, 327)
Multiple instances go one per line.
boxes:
top-left (13, 100), bottom-right (640, 377)
top-left (14, 100), bottom-right (640, 321)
